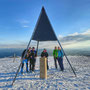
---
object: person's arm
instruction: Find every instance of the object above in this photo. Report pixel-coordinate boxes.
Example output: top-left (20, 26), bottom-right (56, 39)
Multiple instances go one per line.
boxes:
top-left (28, 52), bottom-right (31, 58)
top-left (25, 54), bottom-right (27, 59)
top-left (21, 51), bottom-right (24, 58)
top-left (22, 49), bottom-right (26, 59)
top-left (30, 51), bottom-right (32, 58)
top-left (61, 50), bottom-right (64, 57)
top-left (46, 52), bottom-right (48, 57)
top-left (53, 50), bottom-right (55, 56)
top-left (41, 52), bottom-right (43, 57)
top-left (35, 51), bottom-right (37, 57)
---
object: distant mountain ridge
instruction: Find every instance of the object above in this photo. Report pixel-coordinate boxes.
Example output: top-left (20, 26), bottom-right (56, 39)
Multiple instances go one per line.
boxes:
top-left (0, 48), bottom-right (90, 58)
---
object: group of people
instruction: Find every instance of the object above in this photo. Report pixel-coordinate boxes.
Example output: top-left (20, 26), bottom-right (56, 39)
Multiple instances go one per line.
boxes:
top-left (21, 46), bottom-right (64, 74)
top-left (21, 47), bottom-right (37, 73)
top-left (53, 46), bottom-right (64, 71)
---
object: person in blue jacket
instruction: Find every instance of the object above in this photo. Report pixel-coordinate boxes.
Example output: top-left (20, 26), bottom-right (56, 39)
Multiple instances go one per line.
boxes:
top-left (21, 49), bottom-right (29, 74)
top-left (57, 47), bottom-right (64, 71)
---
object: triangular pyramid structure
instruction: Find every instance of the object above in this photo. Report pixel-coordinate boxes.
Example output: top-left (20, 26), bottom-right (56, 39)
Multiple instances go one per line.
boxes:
top-left (32, 7), bottom-right (57, 41)
top-left (30, 7), bottom-right (76, 77)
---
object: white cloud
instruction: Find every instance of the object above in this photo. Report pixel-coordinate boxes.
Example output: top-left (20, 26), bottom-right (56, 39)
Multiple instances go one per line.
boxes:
top-left (68, 32), bottom-right (79, 36)
top-left (81, 29), bottom-right (90, 35)
top-left (17, 19), bottom-right (30, 24)
top-left (0, 44), bottom-right (26, 49)
top-left (63, 40), bottom-right (90, 49)
top-left (21, 20), bottom-right (29, 24)
top-left (57, 29), bottom-right (90, 49)
top-left (58, 35), bottom-right (63, 39)
top-left (23, 25), bottom-right (29, 28)
top-left (17, 19), bottom-right (30, 28)
top-left (68, 29), bottom-right (90, 36)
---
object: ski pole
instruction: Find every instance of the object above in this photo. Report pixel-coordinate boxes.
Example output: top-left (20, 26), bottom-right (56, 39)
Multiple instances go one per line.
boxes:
top-left (11, 61), bottom-right (22, 86)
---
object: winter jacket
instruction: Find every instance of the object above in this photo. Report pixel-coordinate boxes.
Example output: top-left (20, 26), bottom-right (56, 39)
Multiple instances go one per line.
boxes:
top-left (22, 49), bottom-right (26, 58)
top-left (53, 49), bottom-right (58, 58)
top-left (22, 49), bottom-right (30, 59)
top-left (27, 50), bottom-right (32, 59)
top-left (41, 52), bottom-right (48, 58)
top-left (58, 50), bottom-right (64, 58)
top-left (31, 50), bottom-right (37, 59)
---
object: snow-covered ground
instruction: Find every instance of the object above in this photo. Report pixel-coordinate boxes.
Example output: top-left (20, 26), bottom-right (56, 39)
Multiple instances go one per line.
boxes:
top-left (0, 56), bottom-right (90, 90)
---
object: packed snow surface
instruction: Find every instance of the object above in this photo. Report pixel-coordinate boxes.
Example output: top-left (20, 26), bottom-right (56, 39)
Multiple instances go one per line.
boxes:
top-left (0, 56), bottom-right (90, 90)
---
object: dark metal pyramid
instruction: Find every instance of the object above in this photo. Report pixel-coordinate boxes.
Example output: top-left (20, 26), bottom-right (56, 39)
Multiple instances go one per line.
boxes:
top-left (32, 7), bottom-right (57, 41)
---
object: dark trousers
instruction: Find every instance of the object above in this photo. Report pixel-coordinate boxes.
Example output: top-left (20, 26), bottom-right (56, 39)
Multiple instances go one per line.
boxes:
top-left (54, 57), bottom-right (58, 69)
top-left (29, 61), bottom-right (32, 71)
top-left (47, 59), bottom-right (49, 70)
top-left (58, 57), bottom-right (64, 71)
top-left (30, 58), bottom-right (36, 71)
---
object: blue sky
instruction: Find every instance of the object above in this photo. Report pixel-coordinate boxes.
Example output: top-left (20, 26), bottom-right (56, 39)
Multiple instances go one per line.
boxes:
top-left (0, 0), bottom-right (90, 48)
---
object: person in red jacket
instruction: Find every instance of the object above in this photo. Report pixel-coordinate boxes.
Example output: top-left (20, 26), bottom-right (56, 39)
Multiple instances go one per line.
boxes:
top-left (41, 49), bottom-right (49, 70)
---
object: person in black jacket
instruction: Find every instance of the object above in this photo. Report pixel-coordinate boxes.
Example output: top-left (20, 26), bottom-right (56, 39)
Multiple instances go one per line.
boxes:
top-left (30, 47), bottom-right (37, 72)
top-left (27, 47), bottom-right (32, 71)
top-left (21, 49), bottom-right (26, 59)
top-left (41, 49), bottom-right (49, 70)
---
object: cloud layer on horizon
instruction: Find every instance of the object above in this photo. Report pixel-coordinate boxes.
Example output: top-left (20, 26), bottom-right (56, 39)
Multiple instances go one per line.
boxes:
top-left (58, 29), bottom-right (90, 48)
top-left (0, 29), bottom-right (90, 49)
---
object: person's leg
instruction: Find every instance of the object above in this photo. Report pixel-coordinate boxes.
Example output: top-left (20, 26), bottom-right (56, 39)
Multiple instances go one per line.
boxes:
top-left (24, 59), bottom-right (28, 72)
top-left (59, 57), bottom-right (64, 71)
top-left (54, 57), bottom-right (57, 69)
top-left (57, 57), bottom-right (61, 70)
top-left (60, 58), bottom-right (64, 71)
top-left (21, 59), bottom-right (27, 73)
top-left (31, 60), bottom-right (34, 71)
top-left (32, 58), bottom-right (36, 71)
top-left (34, 59), bottom-right (36, 71)
top-left (32, 59), bottom-right (34, 71)
top-left (47, 59), bottom-right (49, 70)
top-left (21, 62), bottom-right (24, 73)
top-left (30, 60), bottom-right (32, 71)
top-left (31, 63), bottom-right (33, 71)
top-left (29, 59), bottom-right (32, 71)
top-left (26, 62), bottom-right (28, 72)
